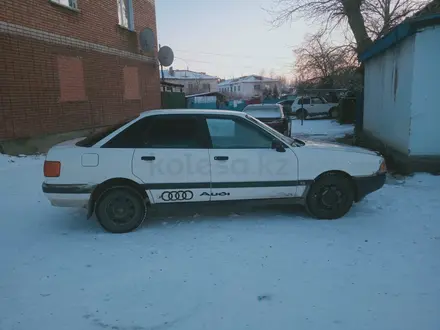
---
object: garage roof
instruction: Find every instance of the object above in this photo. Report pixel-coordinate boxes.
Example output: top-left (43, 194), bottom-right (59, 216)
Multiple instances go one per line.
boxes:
top-left (359, 13), bottom-right (440, 62)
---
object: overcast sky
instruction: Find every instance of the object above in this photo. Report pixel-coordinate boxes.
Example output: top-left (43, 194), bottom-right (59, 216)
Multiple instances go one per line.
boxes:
top-left (156, 0), bottom-right (315, 80)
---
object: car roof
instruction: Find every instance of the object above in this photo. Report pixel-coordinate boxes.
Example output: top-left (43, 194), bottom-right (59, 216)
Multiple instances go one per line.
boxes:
top-left (244, 104), bottom-right (280, 108)
top-left (139, 109), bottom-right (248, 118)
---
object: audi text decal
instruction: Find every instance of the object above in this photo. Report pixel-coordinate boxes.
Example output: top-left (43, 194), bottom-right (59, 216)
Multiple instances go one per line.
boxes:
top-left (160, 190), bottom-right (194, 201)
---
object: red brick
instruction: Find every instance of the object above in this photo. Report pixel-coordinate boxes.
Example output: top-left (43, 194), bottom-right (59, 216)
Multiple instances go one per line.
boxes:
top-left (0, 0), bottom-right (160, 139)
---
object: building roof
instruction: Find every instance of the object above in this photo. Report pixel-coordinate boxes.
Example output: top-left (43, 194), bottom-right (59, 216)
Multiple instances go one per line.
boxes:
top-left (218, 75), bottom-right (279, 86)
top-left (160, 81), bottom-right (184, 87)
top-left (360, 1), bottom-right (440, 62)
top-left (161, 69), bottom-right (218, 80)
top-left (185, 91), bottom-right (226, 98)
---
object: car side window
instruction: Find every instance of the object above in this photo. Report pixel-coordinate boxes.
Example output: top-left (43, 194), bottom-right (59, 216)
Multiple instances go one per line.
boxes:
top-left (145, 116), bottom-right (206, 148)
top-left (298, 97), bottom-right (310, 104)
top-left (312, 97), bottom-right (324, 104)
top-left (206, 117), bottom-right (273, 149)
top-left (101, 117), bottom-right (152, 148)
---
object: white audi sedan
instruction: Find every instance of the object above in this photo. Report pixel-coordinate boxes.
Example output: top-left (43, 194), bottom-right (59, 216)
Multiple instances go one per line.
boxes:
top-left (42, 109), bottom-right (386, 233)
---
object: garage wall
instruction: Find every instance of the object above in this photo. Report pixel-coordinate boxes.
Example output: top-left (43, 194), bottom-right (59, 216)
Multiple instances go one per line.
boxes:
top-left (363, 35), bottom-right (415, 155)
top-left (409, 25), bottom-right (440, 156)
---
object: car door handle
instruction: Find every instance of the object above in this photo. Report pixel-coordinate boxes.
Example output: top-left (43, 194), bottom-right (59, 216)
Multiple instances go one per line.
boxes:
top-left (141, 156), bottom-right (155, 161)
top-left (214, 156), bottom-right (229, 161)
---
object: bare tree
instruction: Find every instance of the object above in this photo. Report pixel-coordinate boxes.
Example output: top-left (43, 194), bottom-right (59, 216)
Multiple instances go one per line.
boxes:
top-left (268, 0), bottom-right (428, 54)
top-left (269, 69), bottom-right (276, 78)
top-left (294, 31), bottom-right (355, 80)
top-left (362, 0), bottom-right (427, 38)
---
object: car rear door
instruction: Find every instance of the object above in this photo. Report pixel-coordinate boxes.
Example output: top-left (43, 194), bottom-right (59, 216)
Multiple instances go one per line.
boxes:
top-left (311, 97), bottom-right (327, 114)
top-left (202, 115), bottom-right (299, 201)
top-left (131, 115), bottom-right (212, 203)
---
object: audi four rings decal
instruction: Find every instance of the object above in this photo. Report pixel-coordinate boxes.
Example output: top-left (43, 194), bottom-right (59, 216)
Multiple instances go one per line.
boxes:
top-left (160, 190), bottom-right (194, 201)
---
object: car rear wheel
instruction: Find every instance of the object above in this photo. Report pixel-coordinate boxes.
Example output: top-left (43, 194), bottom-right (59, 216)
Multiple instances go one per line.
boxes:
top-left (296, 109), bottom-right (308, 120)
top-left (306, 173), bottom-right (354, 219)
top-left (96, 186), bottom-right (147, 233)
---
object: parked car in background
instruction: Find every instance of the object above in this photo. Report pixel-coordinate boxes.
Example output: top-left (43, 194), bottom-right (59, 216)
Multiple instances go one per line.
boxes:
top-left (291, 96), bottom-right (339, 119)
top-left (42, 109), bottom-right (387, 233)
top-left (277, 100), bottom-right (295, 117)
top-left (243, 104), bottom-right (291, 137)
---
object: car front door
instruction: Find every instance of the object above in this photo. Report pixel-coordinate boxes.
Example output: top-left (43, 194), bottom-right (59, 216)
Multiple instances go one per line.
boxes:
top-left (131, 115), bottom-right (212, 204)
top-left (203, 115), bottom-right (299, 201)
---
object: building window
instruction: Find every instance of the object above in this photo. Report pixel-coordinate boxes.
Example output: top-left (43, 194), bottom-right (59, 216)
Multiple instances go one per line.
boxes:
top-left (117, 0), bottom-right (134, 30)
top-left (238, 85), bottom-right (241, 92)
top-left (254, 84), bottom-right (261, 91)
top-left (123, 66), bottom-right (140, 100)
top-left (51, 0), bottom-right (78, 9)
top-left (188, 83), bottom-right (193, 91)
top-left (203, 83), bottom-right (210, 91)
top-left (57, 56), bottom-right (86, 102)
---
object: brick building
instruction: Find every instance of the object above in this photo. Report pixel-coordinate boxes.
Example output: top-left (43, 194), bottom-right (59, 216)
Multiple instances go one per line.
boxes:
top-left (0, 0), bottom-right (161, 141)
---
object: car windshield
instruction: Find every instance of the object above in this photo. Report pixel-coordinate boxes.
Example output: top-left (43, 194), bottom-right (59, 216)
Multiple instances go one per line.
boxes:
top-left (245, 114), bottom-right (304, 147)
top-left (243, 106), bottom-right (282, 118)
top-left (76, 117), bottom-right (134, 147)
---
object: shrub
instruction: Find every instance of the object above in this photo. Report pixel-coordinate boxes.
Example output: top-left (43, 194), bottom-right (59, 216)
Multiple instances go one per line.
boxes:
top-left (337, 97), bottom-right (356, 124)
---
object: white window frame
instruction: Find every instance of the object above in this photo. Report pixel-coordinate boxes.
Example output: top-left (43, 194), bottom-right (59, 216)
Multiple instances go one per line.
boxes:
top-left (117, 0), bottom-right (135, 30)
top-left (51, 0), bottom-right (78, 9)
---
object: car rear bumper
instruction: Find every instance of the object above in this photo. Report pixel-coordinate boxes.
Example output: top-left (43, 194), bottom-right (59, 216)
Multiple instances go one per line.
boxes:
top-left (353, 173), bottom-right (386, 202)
top-left (44, 193), bottom-right (90, 208)
top-left (42, 183), bottom-right (91, 208)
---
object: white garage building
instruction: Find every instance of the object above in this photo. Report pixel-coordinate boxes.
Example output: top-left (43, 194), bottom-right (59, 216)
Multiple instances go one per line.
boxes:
top-left (359, 7), bottom-right (440, 172)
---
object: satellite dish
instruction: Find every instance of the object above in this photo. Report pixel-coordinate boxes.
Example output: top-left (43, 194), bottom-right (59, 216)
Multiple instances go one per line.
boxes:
top-left (139, 28), bottom-right (156, 52)
top-left (158, 46), bottom-right (174, 67)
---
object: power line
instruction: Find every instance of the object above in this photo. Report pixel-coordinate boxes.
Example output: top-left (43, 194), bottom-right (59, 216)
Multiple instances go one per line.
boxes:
top-left (175, 49), bottom-right (293, 61)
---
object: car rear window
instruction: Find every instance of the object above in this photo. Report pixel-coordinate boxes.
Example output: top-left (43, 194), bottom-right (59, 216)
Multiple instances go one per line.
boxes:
top-left (76, 118), bottom-right (133, 147)
top-left (243, 106), bottom-right (282, 118)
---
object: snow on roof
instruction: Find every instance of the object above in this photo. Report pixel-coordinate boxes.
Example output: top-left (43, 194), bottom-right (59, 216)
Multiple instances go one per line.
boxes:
top-left (162, 69), bottom-right (218, 80)
top-left (218, 75), bottom-right (280, 86)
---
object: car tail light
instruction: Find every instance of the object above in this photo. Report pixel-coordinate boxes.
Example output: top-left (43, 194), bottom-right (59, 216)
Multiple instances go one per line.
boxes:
top-left (44, 161), bottom-right (61, 177)
top-left (378, 160), bottom-right (387, 174)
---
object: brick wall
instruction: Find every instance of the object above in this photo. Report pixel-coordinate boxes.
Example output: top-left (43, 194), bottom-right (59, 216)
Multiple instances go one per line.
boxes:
top-left (0, 33), bottom-right (160, 139)
top-left (0, 0), bottom-right (160, 140)
top-left (0, 0), bottom-right (157, 53)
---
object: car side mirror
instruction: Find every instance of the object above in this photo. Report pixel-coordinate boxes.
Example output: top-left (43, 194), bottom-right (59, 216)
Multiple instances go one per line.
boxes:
top-left (272, 140), bottom-right (286, 152)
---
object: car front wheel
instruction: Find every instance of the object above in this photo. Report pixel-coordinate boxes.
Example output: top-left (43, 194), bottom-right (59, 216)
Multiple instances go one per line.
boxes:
top-left (96, 186), bottom-right (147, 233)
top-left (306, 173), bottom-right (354, 219)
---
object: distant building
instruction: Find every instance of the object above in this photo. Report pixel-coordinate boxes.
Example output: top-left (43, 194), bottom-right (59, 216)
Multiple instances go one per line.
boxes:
top-left (1, 0), bottom-right (160, 140)
top-left (359, 0), bottom-right (440, 172)
top-left (218, 75), bottom-right (281, 99)
top-left (162, 68), bottom-right (219, 95)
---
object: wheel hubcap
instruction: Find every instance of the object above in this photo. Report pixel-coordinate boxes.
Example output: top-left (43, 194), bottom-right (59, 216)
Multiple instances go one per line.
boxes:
top-left (107, 196), bottom-right (136, 224)
top-left (317, 185), bottom-right (344, 209)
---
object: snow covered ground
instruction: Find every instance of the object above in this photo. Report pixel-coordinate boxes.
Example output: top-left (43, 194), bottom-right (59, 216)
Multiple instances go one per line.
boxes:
top-left (1, 150), bottom-right (440, 329)
top-left (291, 118), bottom-right (354, 141)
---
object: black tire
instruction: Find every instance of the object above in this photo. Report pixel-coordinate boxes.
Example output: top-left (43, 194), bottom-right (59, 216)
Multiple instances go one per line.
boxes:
top-left (329, 107), bottom-right (338, 119)
top-left (306, 173), bottom-right (354, 220)
top-left (95, 186), bottom-right (147, 233)
top-left (296, 109), bottom-right (308, 120)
